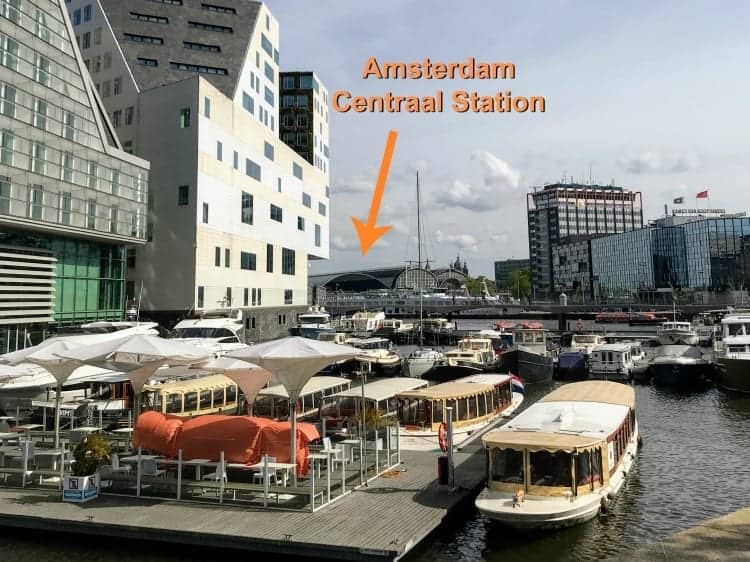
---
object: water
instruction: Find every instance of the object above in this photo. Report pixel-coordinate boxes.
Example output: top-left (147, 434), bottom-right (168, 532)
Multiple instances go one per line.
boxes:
top-left (2, 321), bottom-right (749, 561)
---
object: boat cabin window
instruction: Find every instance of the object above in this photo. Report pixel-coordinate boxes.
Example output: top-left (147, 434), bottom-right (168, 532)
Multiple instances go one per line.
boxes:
top-left (529, 451), bottom-right (572, 487)
top-left (728, 345), bottom-right (747, 353)
top-left (174, 327), bottom-right (240, 341)
top-left (200, 390), bottom-right (211, 409)
top-left (491, 448), bottom-right (524, 484)
top-left (399, 398), bottom-right (428, 426)
top-left (226, 385), bottom-right (237, 403)
top-left (184, 392), bottom-right (198, 412)
top-left (575, 451), bottom-right (592, 486)
top-left (213, 387), bottom-right (225, 407)
top-left (457, 398), bottom-right (469, 421)
top-left (478, 395), bottom-right (487, 417)
top-left (468, 396), bottom-right (478, 419)
top-left (432, 400), bottom-right (444, 423)
top-left (165, 393), bottom-right (182, 414)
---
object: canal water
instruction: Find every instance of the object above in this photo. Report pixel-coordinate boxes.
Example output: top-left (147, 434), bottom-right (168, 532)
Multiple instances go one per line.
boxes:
top-left (2, 320), bottom-right (749, 561)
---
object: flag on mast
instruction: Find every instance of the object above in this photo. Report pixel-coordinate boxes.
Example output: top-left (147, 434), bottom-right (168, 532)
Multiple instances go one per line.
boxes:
top-left (673, 196), bottom-right (684, 204)
top-left (696, 190), bottom-right (709, 199)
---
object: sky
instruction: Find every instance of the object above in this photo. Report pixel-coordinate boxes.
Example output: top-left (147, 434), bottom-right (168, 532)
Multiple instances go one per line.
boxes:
top-left (265, 0), bottom-right (750, 278)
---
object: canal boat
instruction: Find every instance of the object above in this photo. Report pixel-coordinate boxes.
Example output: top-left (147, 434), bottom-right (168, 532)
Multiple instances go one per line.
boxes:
top-left (171, 311), bottom-right (248, 355)
top-left (475, 381), bottom-right (639, 530)
top-left (555, 351), bottom-right (589, 381)
top-left (588, 343), bottom-right (634, 381)
top-left (656, 321), bottom-right (699, 346)
top-left (253, 376), bottom-right (351, 421)
top-left (417, 317), bottom-right (458, 346)
top-left (404, 347), bottom-right (444, 379)
top-left (648, 345), bottom-right (712, 387)
top-left (497, 324), bottom-right (554, 383)
top-left (714, 315), bottom-right (750, 393)
top-left (422, 337), bottom-right (498, 382)
top-left (345, 337), bottom-right (402, 376)
top-left (142, 374), bottom-right (241, 417)
top-left (568, 334), bottom-right (606, 355)
top-left (340, 311), bottom-right (386, 336)
top-left (397, 374), bottom-right (523, 451)
top-left (374, 319), bottom-right (414, 341)
top-left (290, 306), bottom-right (334, 339)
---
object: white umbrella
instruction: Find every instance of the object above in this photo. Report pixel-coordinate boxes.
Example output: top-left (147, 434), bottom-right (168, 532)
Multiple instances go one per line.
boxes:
top-left (0, 339), bottom-right (84, 447)
top-left (192, 356), bottom-right (272, 413)
top-left (57, 335), bottom-right (211, 418)
top-left (226, 337), bottom-right (357, 483)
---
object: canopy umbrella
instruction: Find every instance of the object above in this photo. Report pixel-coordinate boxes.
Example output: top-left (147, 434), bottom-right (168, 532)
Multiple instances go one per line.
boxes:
top-left (0, 339), bottom-right (84, 447)
top-left (192, 357), bottom-right (272, 413)
top-left (226, 337), bottom-right (357, 483)
top-left (57, 335), bottom-right (212, 419)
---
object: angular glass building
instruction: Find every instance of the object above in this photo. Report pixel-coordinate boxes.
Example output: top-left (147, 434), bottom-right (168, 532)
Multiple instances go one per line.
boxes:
top-left (0, 0), bottom-right (149, 350)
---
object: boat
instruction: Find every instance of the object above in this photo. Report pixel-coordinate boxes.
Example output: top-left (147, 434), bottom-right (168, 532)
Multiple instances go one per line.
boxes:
top-left (475, 381), bottom-right (639, 530)
top-left (588, 343), bottom-right (634, 381)
top-left (142, 374), bottom-right (241, 417)
top-left (417, 317), bottom-right (457, 346)
top-left (340, 311), bottom-right (386, 336)
top-left (714, 315), bottom-right (750, 393)
top-left (568, 334), bottom-right (606, 355)
top-left (648, 345), bottom-right (712, 387)
top-left (594, 311), bottom-right (633, 324)
top-left (497, 324), bottom-right (554, 383)
top-left (346, 337), bottom-right (403, 377)
top-left (397, 374), bottom-right (524, 451)
top-left (171, 310), bottom-right (249, 356)
top-left (555, 351), bottom-right (589, 381)
top-left (290, 306), bottom-right (333, 339)
top-left (374, 318), bottom-right (414, 342)
top-left (657, 321), bottom-right (699, 346)
top-left (475, 329), bottom-right (514, 356)
top-left (422, 337), bottom-right (498, 382)
top-left (628, 311), bottom-right (669, 325)
top-left (253, 376), bottom-right (352, 420)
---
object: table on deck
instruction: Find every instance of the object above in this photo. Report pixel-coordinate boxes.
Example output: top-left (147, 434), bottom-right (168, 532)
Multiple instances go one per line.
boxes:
top-left (158, 458), bottom-right (211, 480)
top-left (34, 449), bottom-right (71, 471)
top-left (339, 439), bottom-right (361, 464)
top-left (0, 433), bottom-right (17, 446)
top-left (246, 461), bottom-right (296, 487)
top-left (120, 454), bottom-right (160, 463)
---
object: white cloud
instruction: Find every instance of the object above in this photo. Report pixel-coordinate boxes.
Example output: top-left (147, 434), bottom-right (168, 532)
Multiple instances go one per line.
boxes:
top-left (434, 230), bottom-right (479, 254)
top-left (617, 151), bottom-right (701, 174)
top-left (472, 150), bottom-right (521, 189)
top-left (331, 235), bottom-right (359, 251)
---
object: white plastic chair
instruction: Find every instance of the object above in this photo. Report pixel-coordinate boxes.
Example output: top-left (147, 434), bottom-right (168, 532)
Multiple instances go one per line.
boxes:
top-left (322, 437), bottom-right (344, 470)
top-left (111, 453), bottom-right (131, 474)
top-left (252, 456), bottom-right (278, 485)
top-left (141, 459), bottom-right (165, 478)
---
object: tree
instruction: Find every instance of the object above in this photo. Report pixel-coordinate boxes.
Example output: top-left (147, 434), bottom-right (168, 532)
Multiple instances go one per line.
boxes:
top-left (463, 275), bottom-right (490, 296)
top-left (506, 269), bottom-right (531, 300)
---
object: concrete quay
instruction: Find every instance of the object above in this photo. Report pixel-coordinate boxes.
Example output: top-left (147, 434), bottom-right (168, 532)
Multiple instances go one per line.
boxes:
top-left (0, 447), bottom-right (486, 562)
top-left (613, 507), bottom-right (750, 561)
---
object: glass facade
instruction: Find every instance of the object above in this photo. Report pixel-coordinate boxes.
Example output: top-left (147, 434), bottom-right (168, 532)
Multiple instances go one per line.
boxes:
top-left (591, 217), bottom-right (750, 297)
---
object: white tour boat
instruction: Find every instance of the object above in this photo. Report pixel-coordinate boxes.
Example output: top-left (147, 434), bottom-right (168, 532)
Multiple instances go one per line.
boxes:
top-left (340, 311), bottom-right (386, 335)
top-left (588, 343), bottom-right (635, 381)
top-left (568, 334), bottom-right (606, 355)
top-left (290, 306), bottom-right (333, 340)
top-left (171, 310), bottom-right (248, 356)
top-left (656, 321), bottom-right (699, 346)
top-left (714, 314), bottom-right (750, 393)
top-left (475, 381), bottom-right (639, 530)
top-left (397, 374), bottom-right (523, 451)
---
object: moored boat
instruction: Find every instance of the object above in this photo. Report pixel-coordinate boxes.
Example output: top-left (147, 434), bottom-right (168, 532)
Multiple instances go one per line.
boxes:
top-left (290, 306), bottom-right (333, 339)
top-left (588, 343), bottom-right (634, 381)
top-left (657, 321), bottom-right (699, 346)
top-left (648, 345), bottom-right (711, 387)
top-left (404, 347), bottom-right (444, 379)
top-left (397, 373), bottom-right (524, 451)
top-left (555, 351), bottom-right (588, 381)
top-left (475, 381), bottom-right (639, 530)
top-left (714, 315), bottom-right (750, 393)
top-left (422, 337), bottom-right (498, 382)
top-left (497, 324), bottom-right (554, 383)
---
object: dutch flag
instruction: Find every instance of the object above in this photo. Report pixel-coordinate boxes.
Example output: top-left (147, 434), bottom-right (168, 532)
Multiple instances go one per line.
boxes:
top-left (510, 374), bottom-right (524, 394)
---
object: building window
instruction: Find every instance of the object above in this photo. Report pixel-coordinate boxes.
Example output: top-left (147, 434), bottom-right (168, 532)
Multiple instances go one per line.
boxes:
top-left (169, 61), bottom-right (228, 75)
top-left (277, 177), bottom-right (282, 193)
top-left (124, 33), bottom-right (164, 44)
top-left (27, 186), bottom-right (43, 220)
top-left (245, 158), bottom-right (261, 181)
top-left (84, 4), bottom-right (92, 21)
top-left (137, 57), bottom-right (158, 67)
top-left (284, 290), bottom-right (293, 305)
top-left (314, 224), bottom-right (322, 247)
top-left (179, 107), bottom-right (190, 128)
top-left (216, 140), bottom-right (223, 161)
top-left (110, 206), bottom-right (119, 233)
top-left (282, 75), bottom-right (294, 89)
top-left (125, 106), bottom-right (134, 125)
top-left (302, 192), bottom-right (311, 208)
top-left (82, 32), bottom-right (91, 49)
top-left (87, 199), bottom-right (97, 229)
top-left (261, 33), bottom-right (273, 56)
top-left (241, 191), bottom-right (253, 224)
top-left (201, 3), bottom-right (237, 14)
top-left (297, 216), bottom-right (305, 231)
top-left (325, 186), bottom-right (330, 197)
top-left (111, 170), bottom-right (120, 195)
top-left (0, 177), bottom-right (9, 214)
top-left (72, 9), bottom-right (81, 25)
top-left (130, 12), bottom-right (169, 24)
top-left (266, 243), bottom-right (273, 273)
top-left (0, 84), bottom-right (15, 117)
top-left (60, 151), bottom-right (73, 182)
top-left (240, 251), bottom-right (256, 271)
top-left (34, 54), bottom-right (50, 85)
top-left (296, 132), bottom-right (307, 146)
top-left (233, 150), bottom-right (239, 169)
top-left (243, 288), bottom-right (249, 307)
top-left (103, 52), bottom-right (112, 69)
top-left (202, 202), bottom-right (209, 223)
top-left (184, 41), bottom-right (220, 53)
top-left (215, 246), bottom-right (221, 266)
top-left (112, 110), bottom-right (121, 127)
top-left (33, 99), bottom-right (47, 130)
top-left (264, 87), bottom-right (274, 106)
top-left (197, 286), bottom-right (204, 308)
top-left (264, 62), bottom-right (274, 83)
top-left (225, 248), bottom-right (230, 268)
top-left (296, 114), bottom-right (308, 127)
top-left (0, 37), bottom-right (19, 71)
top-left (264, 141), bottom-right (274, 161)
top-left (204, 96), bottom-right (211, 118)
top-left (270, 204), bottom-right (282, 223)
top-left (318, 202), bottom-right (327, 216)
top-left (225, 287), bottom-right (232, 306)
top-left (282, 248), bottom-right (295, 275)
top-left (30, 142), bottom-right (46, 174)
top-left (94, 28), bottom-right (102, 45)
top-left (178, 185), bottom-right (189, 206)
top-left (282, 95), bottom-right (295, 108)
top-left (58, 192), bottom-right (71, 225)
top-left (300, 75), bottom-right (313, 89)
top-left (293, 162), bottom-right (303, 180)
top-left (242, 91), bottom-right (254, 115)
top-left (297, 95), bottom-right (309, 108)
top-left (188, 20), bottom-right (233, 33)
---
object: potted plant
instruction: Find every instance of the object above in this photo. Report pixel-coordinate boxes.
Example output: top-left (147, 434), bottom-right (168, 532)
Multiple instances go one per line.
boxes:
top-left (62, 433), bottom-right (111, 503)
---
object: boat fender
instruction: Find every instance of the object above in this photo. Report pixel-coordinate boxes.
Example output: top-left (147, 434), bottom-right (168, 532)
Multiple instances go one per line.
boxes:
top-left (600, 496), bottom-right (609, 513)
top-left (622, 470), bottom-right (628, 478)
top-left (637, 434), bottom-right (643, 448)
top-left (607, 491), bottom-right (615, 500)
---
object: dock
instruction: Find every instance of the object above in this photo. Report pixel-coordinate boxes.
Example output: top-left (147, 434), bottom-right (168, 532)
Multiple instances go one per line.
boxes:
top-left (612, 507), bottom-right (750, 561)
top-left (0, 447), bottom-right (486, 561)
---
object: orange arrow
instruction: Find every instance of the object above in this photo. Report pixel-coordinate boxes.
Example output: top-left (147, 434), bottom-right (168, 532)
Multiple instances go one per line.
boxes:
top-left (351, 130), bottom-right (398, 255)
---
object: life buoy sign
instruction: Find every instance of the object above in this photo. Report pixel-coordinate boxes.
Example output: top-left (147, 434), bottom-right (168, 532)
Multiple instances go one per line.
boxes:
top-left (438, 422), bottom-right (449, 452)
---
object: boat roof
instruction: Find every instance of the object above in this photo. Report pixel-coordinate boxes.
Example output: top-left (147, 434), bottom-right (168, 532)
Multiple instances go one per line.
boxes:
top-left (333, 378), bottom-right (428, 401)
top-left (457, 373), bottom-right (511, 385)
top-left (482, 430), bottom-right (601, 452)
top-left (592, 343), bottom-right (632, 352)
top-left (540, 381), bottom-right (635, 408)
top-left (661, 321), bottom-right (691, 327)
top-left (144, 374), bottom-right (235, 393)
top-left (398, 381), bottom-right (494, 401)
top-left (174, 317), bottom-right (242, 330)
top-left (722, 315), bottom-right (750, 324)
top-left (259, 376), bottom-right (350, 398)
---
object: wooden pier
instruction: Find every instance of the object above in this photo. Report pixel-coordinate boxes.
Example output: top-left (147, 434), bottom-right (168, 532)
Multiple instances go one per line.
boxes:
top-left (0, 447), bottom-right (486, 561)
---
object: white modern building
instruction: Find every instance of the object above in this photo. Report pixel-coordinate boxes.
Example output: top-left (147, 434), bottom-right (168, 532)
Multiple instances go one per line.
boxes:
top-left (66, 0), bottom-right (330, 339)
top-left (0, 0), bottom-right (149, 351)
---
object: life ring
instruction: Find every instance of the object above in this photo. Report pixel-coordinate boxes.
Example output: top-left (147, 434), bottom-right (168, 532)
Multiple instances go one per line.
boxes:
top-left (438, 422), bottom-right (449, 452)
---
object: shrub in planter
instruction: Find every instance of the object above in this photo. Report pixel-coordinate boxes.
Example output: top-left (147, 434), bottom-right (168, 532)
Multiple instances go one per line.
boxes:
top-left (63, 434), bottom-right (111, 503)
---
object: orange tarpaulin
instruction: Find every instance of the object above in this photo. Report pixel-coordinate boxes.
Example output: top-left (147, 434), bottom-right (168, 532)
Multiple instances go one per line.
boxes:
top-left (133, 413), bottom-right (320, 476)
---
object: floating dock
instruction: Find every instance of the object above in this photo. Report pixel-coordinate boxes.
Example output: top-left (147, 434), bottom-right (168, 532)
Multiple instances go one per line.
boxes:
top-left (0, 448), bottom-right (485, 561)
top-left (612, 506), bottom-right (750, 561)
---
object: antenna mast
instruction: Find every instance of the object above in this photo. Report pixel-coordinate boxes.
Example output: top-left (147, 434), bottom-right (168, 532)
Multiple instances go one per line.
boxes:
top-left (417, 171), bottom-right (424, 348)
